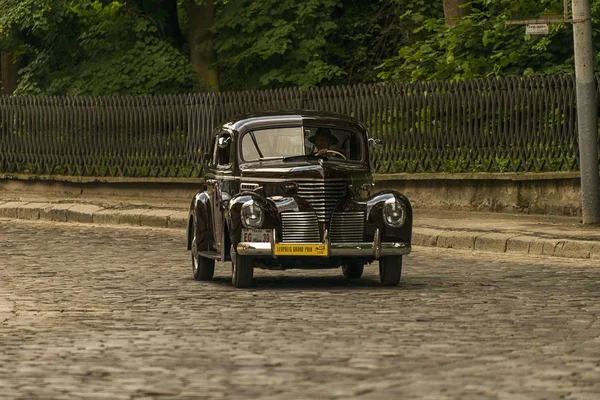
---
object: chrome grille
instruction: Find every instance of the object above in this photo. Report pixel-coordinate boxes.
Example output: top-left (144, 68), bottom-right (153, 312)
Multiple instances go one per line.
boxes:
top-left (330, 212), bottom-right (365, 243)
top-left (296, 179), bottom-right (347, 222)
top-left (281, 212), bottom-right (320, 243)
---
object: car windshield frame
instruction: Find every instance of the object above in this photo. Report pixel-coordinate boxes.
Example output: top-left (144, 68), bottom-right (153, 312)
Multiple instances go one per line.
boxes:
top-left (239, 125), bottom-right (366, 164)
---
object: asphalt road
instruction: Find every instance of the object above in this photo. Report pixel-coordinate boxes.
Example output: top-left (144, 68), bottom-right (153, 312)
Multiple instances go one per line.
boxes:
top-left (1, 219), bottom-right (599, 400)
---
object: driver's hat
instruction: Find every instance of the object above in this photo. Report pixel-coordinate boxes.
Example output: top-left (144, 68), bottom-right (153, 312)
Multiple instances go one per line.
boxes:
top-left (308, 127), bottom-right (338, 145)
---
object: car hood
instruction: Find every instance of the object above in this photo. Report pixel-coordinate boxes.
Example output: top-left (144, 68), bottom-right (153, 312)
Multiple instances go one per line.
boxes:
top-left (239, 159), bottom-right (371, 182)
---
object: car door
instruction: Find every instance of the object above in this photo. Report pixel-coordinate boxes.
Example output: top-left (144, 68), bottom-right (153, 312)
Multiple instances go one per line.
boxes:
top-left (209, 131), bottom-right (234, 258)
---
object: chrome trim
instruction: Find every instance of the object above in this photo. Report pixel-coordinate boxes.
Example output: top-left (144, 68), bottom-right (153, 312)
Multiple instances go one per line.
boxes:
top-left (330, 212), bottom-right (364, 243)
top-left (240, 182), bottom-right (260, 190)
top-left (237, 242), bottom-right (272, 255)
top-left (330, 242), bottom-right (411, 257)
top-left (236, 241), bottom-right (411, 257)
top-left (220, 175), bottom-right (362, 183)
top-left (281, 212), bottom-right (320, 243)
top-left (374, 228), bottom-right (381, 260)
top-left (296, 179), bottom-right (347, 222)
top-left (271, 228), bottom-right (277, 259)
top-left (323, 228), bottom-right (330, 257)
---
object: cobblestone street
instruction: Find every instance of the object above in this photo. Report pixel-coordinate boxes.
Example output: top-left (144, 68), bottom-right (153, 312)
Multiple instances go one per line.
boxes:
top-left (1, 218), bottom-right (599, 400)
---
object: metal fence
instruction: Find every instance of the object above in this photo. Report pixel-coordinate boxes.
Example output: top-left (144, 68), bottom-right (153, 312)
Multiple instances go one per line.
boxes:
top-left (1, 74), bottom-right (598, 177)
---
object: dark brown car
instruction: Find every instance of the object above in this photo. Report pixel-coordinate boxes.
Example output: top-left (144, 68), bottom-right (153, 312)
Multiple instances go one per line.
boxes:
top-left (187, 111), bottom-right (412, 287)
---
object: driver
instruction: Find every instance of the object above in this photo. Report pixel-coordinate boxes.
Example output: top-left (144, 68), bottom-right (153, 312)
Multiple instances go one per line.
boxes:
top-left (309, 128), bottom-right (338, 156)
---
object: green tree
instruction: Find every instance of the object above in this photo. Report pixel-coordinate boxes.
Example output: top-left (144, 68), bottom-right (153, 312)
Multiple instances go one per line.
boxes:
top-left (211, 0), bottom-right (344, 89)
top-left (326, 0), bottom-right (443, 84)
top-left (443, 0), bottom-right (470, 25)
top-left (377, 0), bottom-right (600, 81)
top-left (3, 0), bottom-right (598, 94)
top-left (189, 0), bottom-right (219, 91)
top-left (0, 0), bottom-right (198, 95)
top-left (1, 50), bottom-right (18, 94)
top-left (211, 0), bottom-right (443, 89)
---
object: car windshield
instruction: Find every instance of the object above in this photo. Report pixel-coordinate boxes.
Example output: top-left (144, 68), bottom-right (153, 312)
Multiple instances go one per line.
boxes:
top-left (241, 126), bottom-right (363, 162)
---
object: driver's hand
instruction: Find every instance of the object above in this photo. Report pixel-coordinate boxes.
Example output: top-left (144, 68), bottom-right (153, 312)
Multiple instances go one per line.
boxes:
top-left (316, 149), bottom-right (329, 156)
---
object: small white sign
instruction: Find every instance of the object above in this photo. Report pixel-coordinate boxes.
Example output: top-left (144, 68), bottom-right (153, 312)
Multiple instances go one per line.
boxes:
top-left (241, 229), bottom-right (271, 243)
top-left (526, 24), bottom-right (549, 35)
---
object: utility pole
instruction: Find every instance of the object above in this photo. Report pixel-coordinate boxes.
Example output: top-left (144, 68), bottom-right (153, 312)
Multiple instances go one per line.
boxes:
top-left (572, 0), bottom-right (600, 224)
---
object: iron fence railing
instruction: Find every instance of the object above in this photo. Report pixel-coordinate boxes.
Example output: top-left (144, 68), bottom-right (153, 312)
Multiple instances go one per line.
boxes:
top-left (0, 74), bottom-right (598, 177)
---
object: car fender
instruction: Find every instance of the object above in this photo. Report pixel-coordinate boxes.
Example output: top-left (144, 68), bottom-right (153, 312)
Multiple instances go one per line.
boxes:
top-left (226, 192), bottom-right (278, 246)
top-left (187, 189), bottom-right (213, 251)
top-left (366, 190), bottom-right (413, 242)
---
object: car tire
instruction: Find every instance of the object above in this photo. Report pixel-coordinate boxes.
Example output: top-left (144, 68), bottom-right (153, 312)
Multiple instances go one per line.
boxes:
top-left (191, 217), bottom-right (215, 281)
top-left (379, 256), bottom-right (402, 286)
top-left (192, 253), bottom-right (215, 281)
top-left (342, 262), bottom-right (364, 279)
top-left (231, 245), bottom-right (254, 288)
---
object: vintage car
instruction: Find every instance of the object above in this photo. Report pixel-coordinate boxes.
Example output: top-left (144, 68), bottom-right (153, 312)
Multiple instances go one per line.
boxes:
top-left (187, 111), bottom-right (412, 288)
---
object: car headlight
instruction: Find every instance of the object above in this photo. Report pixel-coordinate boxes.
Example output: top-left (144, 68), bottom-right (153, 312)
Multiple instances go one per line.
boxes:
top-left (241, 199), bottom-right (264, 228)
top-left (383, 198), bottom-right (406, 227)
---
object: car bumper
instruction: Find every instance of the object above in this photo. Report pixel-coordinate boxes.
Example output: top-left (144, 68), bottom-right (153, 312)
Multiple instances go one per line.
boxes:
top-left (236, 241), bottom-right (411, 258)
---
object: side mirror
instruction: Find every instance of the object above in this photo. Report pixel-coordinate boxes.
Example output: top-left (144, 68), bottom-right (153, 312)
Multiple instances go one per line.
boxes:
top-left (368, 138), bottom-right (383, 149)
top-left (218, 133), bottom-right (232, 149)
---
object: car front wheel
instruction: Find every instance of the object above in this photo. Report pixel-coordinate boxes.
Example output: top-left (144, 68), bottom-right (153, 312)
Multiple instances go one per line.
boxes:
top-left (191, 238), bottom-right (215, 281)
top-left (231, 245), bottom-right (254, 288)
top-left (379, 256), bottom-right (402, 286)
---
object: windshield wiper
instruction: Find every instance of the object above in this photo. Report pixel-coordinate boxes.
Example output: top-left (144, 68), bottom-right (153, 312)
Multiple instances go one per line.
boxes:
top-left (282, 154), bottom-right (326, 162)
top-left (249, 132), bottom-right (264, 159)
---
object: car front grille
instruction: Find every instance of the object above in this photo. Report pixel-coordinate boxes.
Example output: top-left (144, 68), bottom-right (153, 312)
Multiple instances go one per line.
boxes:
top-left (281, 211), bottom-right (365, 244)
top-left (281, 212), bottom-right (320, 243)
top-left (296, 179), bottom-right (347, 222)
top-left (329, 212), bottom-right (365, 243)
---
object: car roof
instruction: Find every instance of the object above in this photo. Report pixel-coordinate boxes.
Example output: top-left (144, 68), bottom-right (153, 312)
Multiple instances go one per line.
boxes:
top-left (222, 110), bottom-right (367, 134)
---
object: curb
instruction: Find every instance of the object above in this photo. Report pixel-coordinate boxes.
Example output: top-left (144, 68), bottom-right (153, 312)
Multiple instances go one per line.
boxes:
top-left (1, 201), bottom-right (598, 261)
top-left (0, 201), bottom-right (188, 230)
top-left (411, 227), bottom-right (600, 260)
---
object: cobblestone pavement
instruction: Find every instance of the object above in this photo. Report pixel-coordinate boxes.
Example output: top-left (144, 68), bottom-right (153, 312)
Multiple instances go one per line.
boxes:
top-left (1, 219), bottom-right (599, 400)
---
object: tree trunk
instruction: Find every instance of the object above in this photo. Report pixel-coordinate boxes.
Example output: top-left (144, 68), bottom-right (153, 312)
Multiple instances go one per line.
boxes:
top-left (161, 0), bottom-right (185, 49)
top-left (443, 0), bottom-right (470, 25)
top-left (188, 0), bottom-right (219, 91)
top-left (1, 51), bottom-right (18, 95)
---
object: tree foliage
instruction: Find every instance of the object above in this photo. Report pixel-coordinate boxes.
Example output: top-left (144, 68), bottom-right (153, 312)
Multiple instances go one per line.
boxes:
top-left (0, 0), bottom-right (197, 95)
top-left (211, 0), bottom-right (343, 89)
top-left (212, 0), bottom-right (443, 89)
top-left (377, 0), bottom-right (600, 81)
top-left (1, 0), bottom-right (599, 94)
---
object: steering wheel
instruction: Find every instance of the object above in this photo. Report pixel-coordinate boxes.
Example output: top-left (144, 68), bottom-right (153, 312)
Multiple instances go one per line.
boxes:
top-left (316, 149), bottom-right (347, 160)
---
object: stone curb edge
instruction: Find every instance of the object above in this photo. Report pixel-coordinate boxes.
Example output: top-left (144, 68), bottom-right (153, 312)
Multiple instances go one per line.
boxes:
top-left (0, 201), bottom-right (189, 230)
top-left (1, 201), bottom-right (598, 261)
top-left (412, 228), bottom-right (600, 261)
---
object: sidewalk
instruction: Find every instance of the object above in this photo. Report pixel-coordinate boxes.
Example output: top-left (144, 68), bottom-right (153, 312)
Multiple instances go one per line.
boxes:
top-left (1, 192), bottom-right (599, 261)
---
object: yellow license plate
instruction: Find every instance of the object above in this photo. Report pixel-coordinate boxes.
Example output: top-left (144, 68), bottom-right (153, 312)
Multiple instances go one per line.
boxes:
top-left (273, 243), bottom-right (328, 256)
